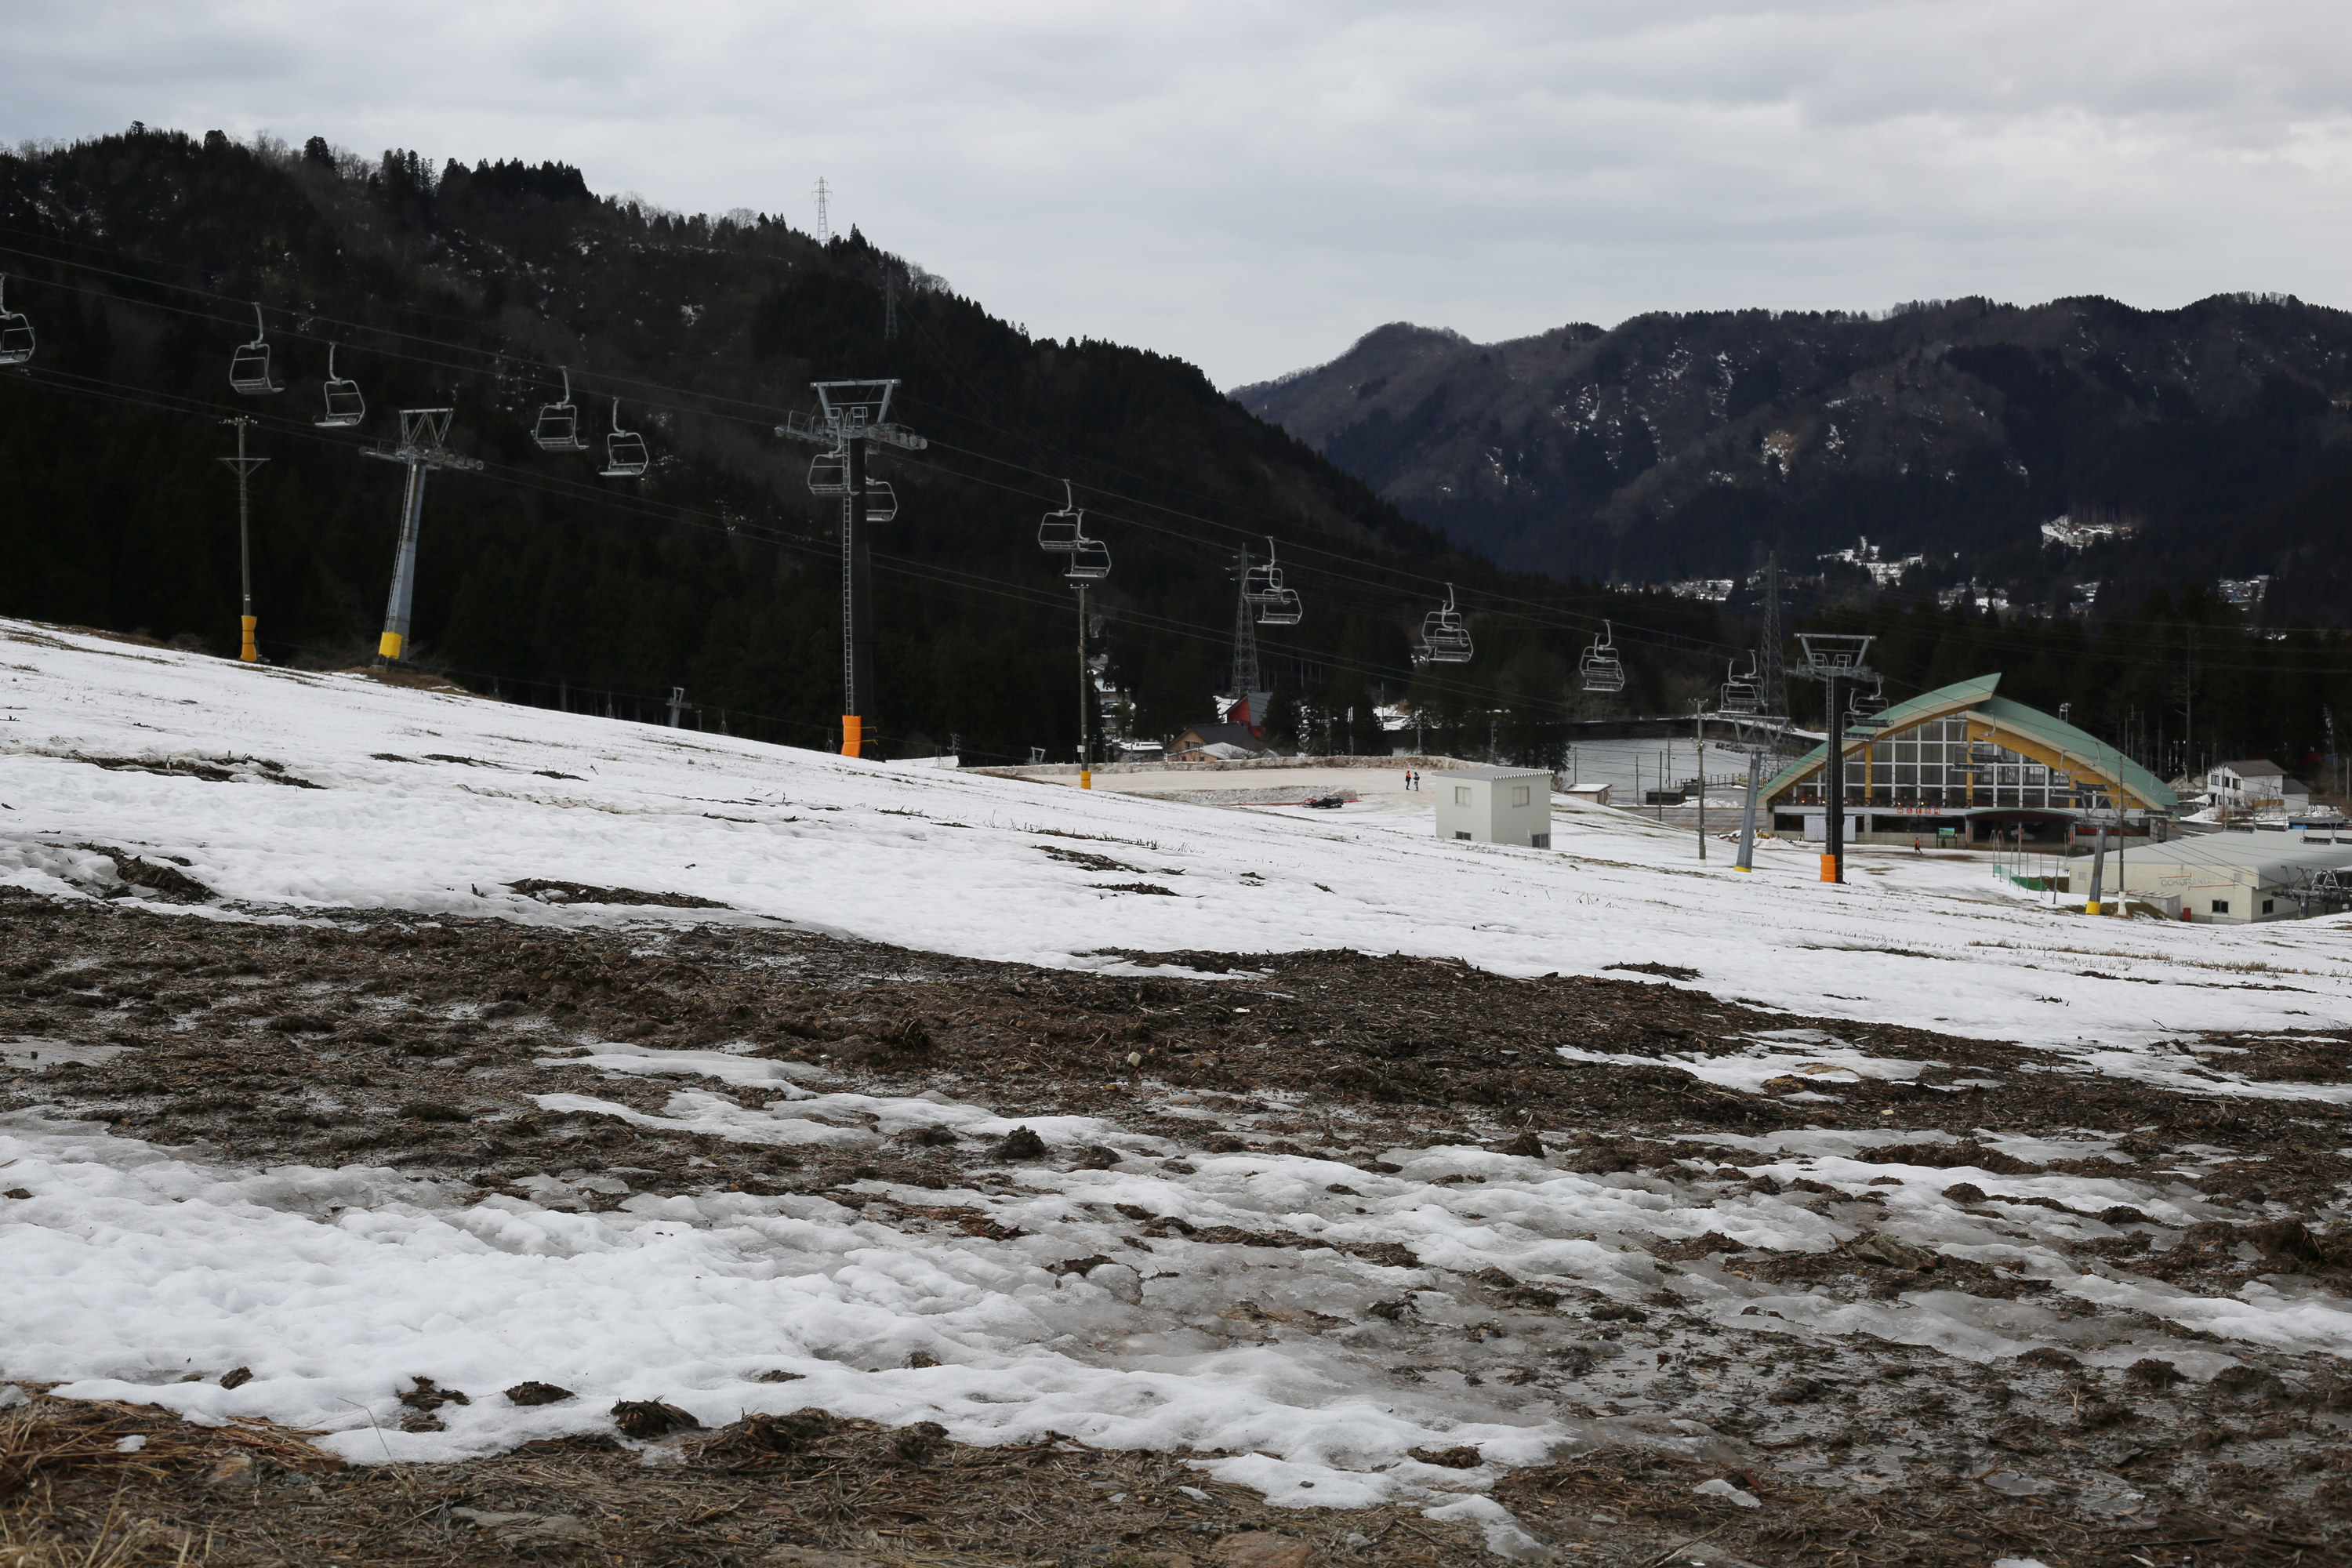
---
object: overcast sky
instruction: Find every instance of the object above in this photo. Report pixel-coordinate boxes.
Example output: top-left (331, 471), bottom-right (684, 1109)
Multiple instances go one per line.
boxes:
top-left (8, 2), bottom-right (2351, 387)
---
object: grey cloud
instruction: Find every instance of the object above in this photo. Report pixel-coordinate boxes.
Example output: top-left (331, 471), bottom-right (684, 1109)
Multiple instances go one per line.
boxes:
top-left (4, 1), bottom-right (2350, 386)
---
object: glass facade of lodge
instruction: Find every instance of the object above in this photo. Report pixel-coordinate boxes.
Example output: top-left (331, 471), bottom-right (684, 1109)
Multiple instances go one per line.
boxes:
top-left (1781, 716), bottom-right (2118, 812)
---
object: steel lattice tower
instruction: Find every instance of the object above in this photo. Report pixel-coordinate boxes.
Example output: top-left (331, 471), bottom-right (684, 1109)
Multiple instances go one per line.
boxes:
top-left (1759, 551), bottom-right (1786, 723)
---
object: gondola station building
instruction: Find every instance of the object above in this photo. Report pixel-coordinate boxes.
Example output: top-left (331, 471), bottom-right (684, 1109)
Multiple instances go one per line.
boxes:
top-left (1762, 673), bottom-right (2176, 848)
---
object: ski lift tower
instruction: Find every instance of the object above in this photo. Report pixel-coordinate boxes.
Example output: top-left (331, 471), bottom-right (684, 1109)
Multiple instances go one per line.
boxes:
top-left (361, 409), bottom-right (481, 666)
top-left (217, 418), bottom-right (267, 662)
top-left (1714, 654), bottom-right (1785, 873)
top-left (1715, 711), bottom-right (1792, 874)
top-left (1791, 633), bottom-right (1875, 884)
top-left (778, 379), bottom-right (925, 758)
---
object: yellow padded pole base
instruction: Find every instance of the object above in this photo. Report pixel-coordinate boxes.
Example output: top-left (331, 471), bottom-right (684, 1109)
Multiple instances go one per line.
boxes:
top-left (1080, 770), bottom-right (1092, 789)
top-left (377, 631), bottom-right (404, 660)
top-left (1820, 854), bottom-right (1838, 883)
top-left (840, 715), bottom-right (862, 758)
top-left (2085, 902), bottom-right (2103, 916)
top-left (239, 615), bottom-right (258, 663)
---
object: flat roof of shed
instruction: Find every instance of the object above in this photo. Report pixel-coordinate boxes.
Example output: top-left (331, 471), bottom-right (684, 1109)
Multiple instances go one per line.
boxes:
top-left (2111, 837), bottom-right (2352, 879)
top-left (1439, 765), bottom-right (1554, 780)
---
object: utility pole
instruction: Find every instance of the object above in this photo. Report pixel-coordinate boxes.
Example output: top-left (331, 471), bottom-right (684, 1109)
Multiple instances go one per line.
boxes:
top-left (360, 410), bottom-right (481, 666)
top-left (1036, 478), bottom-right (1110, 783)
top-left (814, 177), bottom-right (832, 244)
top-left (218, 418), bottom-right (267, 662)
top-left (779, 381), bottom-right (924, 758)
top-left (1693, 700), bottom-right (1708, 861)
top-left (1076, 580), bottom-right (1091, 786)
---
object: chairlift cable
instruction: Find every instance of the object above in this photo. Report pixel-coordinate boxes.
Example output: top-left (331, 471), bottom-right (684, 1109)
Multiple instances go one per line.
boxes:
top-left (3, 244), bottom-right (2339, 688)
top-left (0, 238), bottom-right (1767, 659)
top-left (0, 234), bottom-right (2288, 681)
top-left (33, 355), bottom-right (2331, 752)
top-left (6, 363), bottom-right (1546, 710)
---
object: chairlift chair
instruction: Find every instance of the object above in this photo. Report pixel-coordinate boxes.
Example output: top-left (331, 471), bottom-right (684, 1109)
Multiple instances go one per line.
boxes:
top-left (806, 448), bottom-right (849, 494)
top-left (600, 399), bottom-right (649, 478)
top-left (228, 303), bottom-right (281, 395)
top-left (0, 277), bottom-right (33, 368)
top-left (531, 368), bottom-right (588, 452)
top-left (862, 479), bottom-right (898, 522)
top-left (1257, 584), bottom-right (1302, 626)
top-left (1580, 621), bottom-right (1626, 694)
top-left (1246, 539), bottom-right (1302, 625)
top-left (1064, 535), bottom-right (1110, 581)
top-left (1417, 584), bottom-right (1473, 664)
top-left (1241, 539), bottom-right (1287, 604)
top-left (1845, 674), bottom-right (1886, 728)
top-left (1038, 480), bottom-right (1083, 552)
top-left (1720, 653), bottom-right (1762, 715)
top-left (315, 344), bottom-right (365, 427)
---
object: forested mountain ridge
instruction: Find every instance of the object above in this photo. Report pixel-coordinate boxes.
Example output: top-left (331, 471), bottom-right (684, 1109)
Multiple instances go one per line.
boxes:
top-left (2, 128), bottom-right (2343, 777)
top-left (0, 126), bottom-right (1580, 763)
top-left (1235, 299), bottom-right (2352, 622)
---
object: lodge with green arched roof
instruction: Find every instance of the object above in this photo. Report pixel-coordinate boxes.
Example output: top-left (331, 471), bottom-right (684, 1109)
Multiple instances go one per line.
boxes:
top-left (1762, 673), bottom-right (2177, 847)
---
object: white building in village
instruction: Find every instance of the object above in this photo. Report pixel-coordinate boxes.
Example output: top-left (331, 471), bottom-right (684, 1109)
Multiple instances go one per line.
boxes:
top-left (2207, 759), bottom-right (2314, 818)
top-left (1433, 764), bottom-right (1553, 848)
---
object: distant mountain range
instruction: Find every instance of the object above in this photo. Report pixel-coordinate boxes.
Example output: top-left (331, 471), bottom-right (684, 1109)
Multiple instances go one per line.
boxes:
top-left (1232, 296), bottom-right (2352, 623)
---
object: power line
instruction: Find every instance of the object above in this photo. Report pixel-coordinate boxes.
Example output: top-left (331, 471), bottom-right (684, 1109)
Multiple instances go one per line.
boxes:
top-left (4, 238), bottom-right (2345, 702)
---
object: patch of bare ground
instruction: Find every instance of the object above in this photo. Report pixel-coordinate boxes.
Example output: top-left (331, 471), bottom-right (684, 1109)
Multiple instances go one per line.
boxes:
top-left (0, 1388), bottom-right (1473, 1567)
top-left (5, 889), bottom-right (2352, 1563)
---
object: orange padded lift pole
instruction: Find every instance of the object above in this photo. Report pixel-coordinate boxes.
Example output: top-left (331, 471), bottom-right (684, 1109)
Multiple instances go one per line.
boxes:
top-left (218, 417), bottom-right (267, 662)
top-left (1820, 670), bottom-right (1846, 882)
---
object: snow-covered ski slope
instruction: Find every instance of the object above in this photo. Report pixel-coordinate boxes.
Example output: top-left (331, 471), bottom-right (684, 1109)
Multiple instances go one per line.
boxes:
top-left (2, 617), bottom-right (2348, 1052)
top-left (7, 617), bottom-right (2352, 1538)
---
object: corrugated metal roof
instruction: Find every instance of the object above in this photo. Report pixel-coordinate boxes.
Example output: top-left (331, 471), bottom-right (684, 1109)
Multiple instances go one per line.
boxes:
top-left (2112, 834), bottom-right (2352, 880)
top-left (1762, 674), bottom-right (2178, 811)
top-left (1440, 764), bottom-right (1554, 781)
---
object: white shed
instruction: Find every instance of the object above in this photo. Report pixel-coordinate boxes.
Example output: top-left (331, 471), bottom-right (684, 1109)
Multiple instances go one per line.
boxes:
top-left (2111, 831), bottom-right (2352, 922)
top-left (1433, 764), bottom-right (1553, 848)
